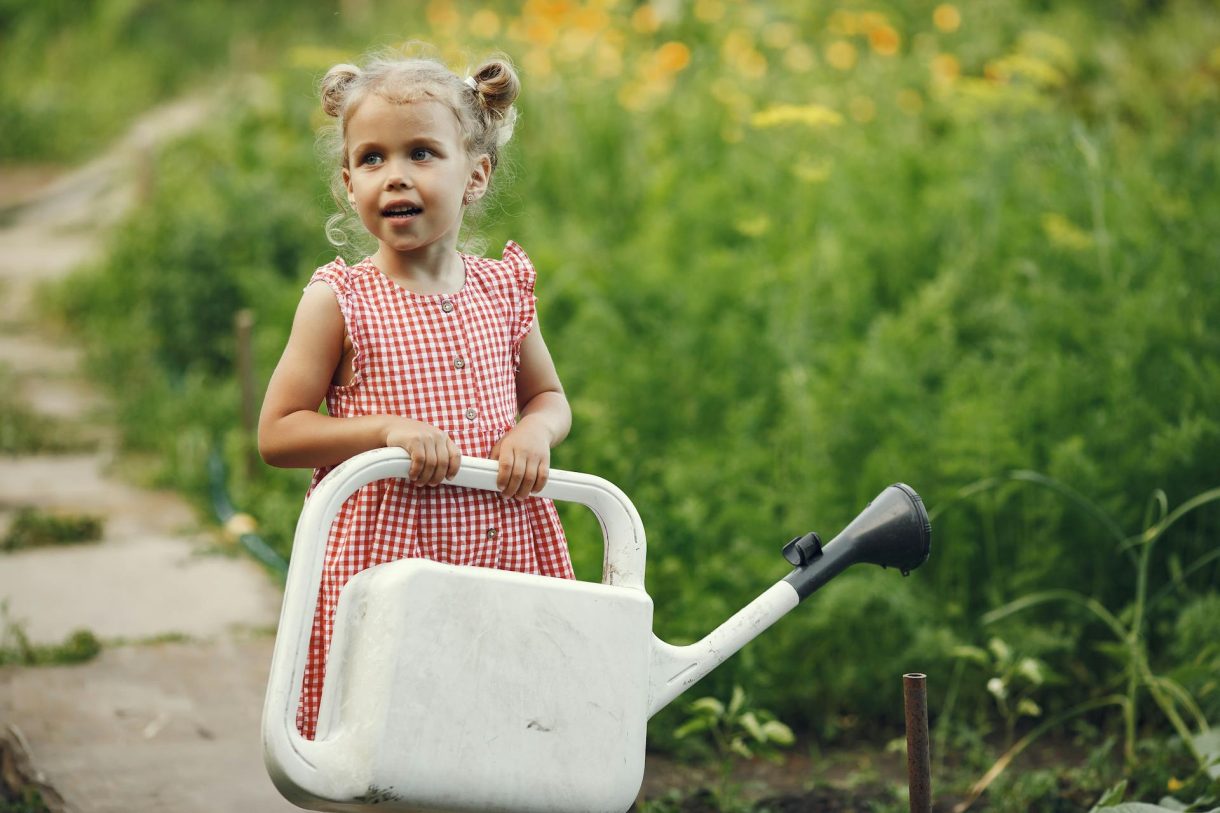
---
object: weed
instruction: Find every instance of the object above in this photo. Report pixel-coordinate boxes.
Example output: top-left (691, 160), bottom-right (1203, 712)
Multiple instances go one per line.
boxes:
top-left (674, 686), bottom-right (795, 812)
top-left (0, 604), bottom-right (100, 667)
top-left (935, 474), bottom-right (1220, 811)
top-left (1, 509), bottom-right (103, 552)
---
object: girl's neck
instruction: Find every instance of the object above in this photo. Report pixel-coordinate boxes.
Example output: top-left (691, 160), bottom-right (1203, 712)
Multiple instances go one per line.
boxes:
top-left (371, 241), bottom-right (466, 295)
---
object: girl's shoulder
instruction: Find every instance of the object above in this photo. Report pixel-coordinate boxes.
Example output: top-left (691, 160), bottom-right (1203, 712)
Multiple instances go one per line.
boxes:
top-left (305, 255), bottom-right (376, 296)
top-left (463, 241), bottom-right (537, 296)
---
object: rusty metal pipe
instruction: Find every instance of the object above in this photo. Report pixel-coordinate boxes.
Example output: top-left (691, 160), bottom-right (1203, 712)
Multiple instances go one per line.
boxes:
top-left (904, 673), bottom-right (932, 813)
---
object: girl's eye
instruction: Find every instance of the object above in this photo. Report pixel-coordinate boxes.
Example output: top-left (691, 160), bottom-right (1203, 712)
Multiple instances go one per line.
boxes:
top-left (361, 153), bottom-right (383, 166)
top-left (411, 148), bottom-right (433, 161)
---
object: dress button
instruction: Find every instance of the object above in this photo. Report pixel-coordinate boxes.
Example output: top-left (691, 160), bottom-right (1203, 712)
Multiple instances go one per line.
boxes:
top-left (465, 408), bottom-right (478, 421)
top-left (440, 299), bottom-right (454, 313)
top-left (486, 528), bottom-right (498, 539)
top-left (453, 356), bottom-right (466, 370)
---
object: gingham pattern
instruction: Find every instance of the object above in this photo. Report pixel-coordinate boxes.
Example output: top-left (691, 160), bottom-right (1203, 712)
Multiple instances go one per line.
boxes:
top-left (296, 241), bottom-right (573, 739)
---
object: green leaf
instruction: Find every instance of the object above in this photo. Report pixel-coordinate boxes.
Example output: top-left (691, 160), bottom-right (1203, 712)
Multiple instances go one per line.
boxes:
top-left (761, 720), bottom-right (796, 746)
top-left (729, 738), bottom-right (753, 759)
top-left (950, 645), bottom-right (990, 665)
top-left (1091, 779), bottom-right (1127, 809)
top-left (738, 711), bottom-right (765, 742)
top-left (674, 717), bottom-right (712, 739)
top-left (1192, 728), bottom-right (1220, 779)
top-left (1017, 698), bottom-right (1043, 718)
top-left (688, 697), bottom-right (725, 718)
top-left (728, 685), bottom-right (745, 718)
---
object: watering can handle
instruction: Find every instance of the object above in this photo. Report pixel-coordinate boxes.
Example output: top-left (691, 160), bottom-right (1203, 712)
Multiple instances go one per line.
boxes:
top-left (263, 448), bottom-right (648, 796)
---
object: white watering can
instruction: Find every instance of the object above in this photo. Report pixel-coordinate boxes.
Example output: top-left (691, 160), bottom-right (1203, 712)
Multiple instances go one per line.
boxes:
top-left (263, 447), bottom-right (930, 813)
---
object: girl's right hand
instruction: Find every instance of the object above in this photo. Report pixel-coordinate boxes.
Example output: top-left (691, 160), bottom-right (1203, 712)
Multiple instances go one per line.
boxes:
top-left (384, 419), bottom-right (461, 486)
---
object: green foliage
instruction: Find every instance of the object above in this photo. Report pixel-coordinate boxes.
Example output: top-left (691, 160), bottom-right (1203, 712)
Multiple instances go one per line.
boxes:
top-left (0, 369), bottom-right (90, 454)
top-left (0, 789), bottom-right (51, 813)
top-left (954, 636), bottom-right (1052, 745)
top-left (673, 686), bottom-right (794, 812)
top-left (0, 0), bottom-right (339, 162)
top-left (0, 603), bottom-right (101, 667)
top-left (1, 508), bottom-right (103, 551)
top-left (25, 0), bottom-right (1220, 765)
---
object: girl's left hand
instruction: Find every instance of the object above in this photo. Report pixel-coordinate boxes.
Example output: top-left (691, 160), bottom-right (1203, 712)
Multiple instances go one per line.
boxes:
top-left (490, 420), bottom-right (552, 500)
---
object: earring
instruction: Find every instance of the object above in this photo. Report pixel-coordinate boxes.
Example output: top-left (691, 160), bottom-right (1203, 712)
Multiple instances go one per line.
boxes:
top-left (464, 192), bottom-right (476, 205)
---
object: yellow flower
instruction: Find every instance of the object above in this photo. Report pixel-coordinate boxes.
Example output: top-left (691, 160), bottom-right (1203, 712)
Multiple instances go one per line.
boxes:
top-left (826, 40), bottom-right (857, 71)
top-left (897, 88), bottom-right (924, 114)
top-left (654, 41), bottom-right (692, 73)
top-left (849, 95), bottom-right (876, 123)
top-left (1167, 777), bottom-right (1185, 793)
top-left (933, 4), bottom-right (961, 33)
top-left (524, 18), bottom-right (558, 47)
top-left (827, 10), bottom-right (859, 36)
top-left (523, 49), bottom-right (554, 80)
top-left (763, 21), bottom-right (798, 50)
top-left (595, 41), bottom-right (623, 78)
top-left (858, 12), bottom-right (890, 33)
top-left (987, 53), bottom-right (1066, 88)
top-left (930, 53), bottom-right (961, 84)
top-left (631, 5), bottom-right (660, 33)
top-left (869, 25), bottom-right (901, 56)
top-left (426, 0), bottom-right (460, 31)
top-left (1019, 31), bottom-right (1076, 75)
top-left (784, 43), bottom-right (817, 73)
top-left (469, 8), bottom-right (500, 39)
top-left (694, 0), bottom-right (725, 23)
top-left (751, 104), bottom-right (844, 129)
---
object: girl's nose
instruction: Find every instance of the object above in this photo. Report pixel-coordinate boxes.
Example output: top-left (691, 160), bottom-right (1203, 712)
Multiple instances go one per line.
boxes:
top-left (384, 158), bottom-right (414, 189)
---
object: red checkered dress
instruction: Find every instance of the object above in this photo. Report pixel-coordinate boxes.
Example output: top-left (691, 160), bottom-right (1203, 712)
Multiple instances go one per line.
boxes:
top-left (296, 241), bottom-right (573, 739)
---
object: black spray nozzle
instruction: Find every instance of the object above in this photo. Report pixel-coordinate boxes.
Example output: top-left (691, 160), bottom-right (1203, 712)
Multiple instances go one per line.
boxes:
top-left (782, 484), bottom-right (932, 601)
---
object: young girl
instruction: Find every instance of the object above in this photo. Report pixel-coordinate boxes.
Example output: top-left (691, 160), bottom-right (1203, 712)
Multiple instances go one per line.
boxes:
top-left (257, 51), bottom-right (574, 739)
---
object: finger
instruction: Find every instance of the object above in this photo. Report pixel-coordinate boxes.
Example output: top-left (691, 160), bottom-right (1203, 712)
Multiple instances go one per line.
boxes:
top-left (418, 441), bottom-right (440, 485)
top-left (504, 454), bottom-right (529, 500)
top-left (407, 441), bottom-right (424, 481)
top-left (517, 458), bottom-right (543, 500)
top-left (532, 461), bottom-right (550, 495)
top-left (445, 438), bottom-right (461, 480)
top-left (496, 448), bottom-right (513, 491)
top-left (429, 440), bottom-right (451, 487)
top-left (490, 437), bottom-right (502, 460)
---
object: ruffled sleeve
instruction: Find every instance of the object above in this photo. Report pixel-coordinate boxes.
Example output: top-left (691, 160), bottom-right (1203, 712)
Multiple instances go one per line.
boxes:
top-left (306, 258), bottom-right (353, 321)
top-left (501, 241), bottom-right (538, 351)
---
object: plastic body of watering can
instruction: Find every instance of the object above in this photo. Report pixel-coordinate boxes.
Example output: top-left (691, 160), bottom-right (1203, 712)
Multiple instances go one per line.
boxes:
top-left (263, 448), bottom-right (930, 813)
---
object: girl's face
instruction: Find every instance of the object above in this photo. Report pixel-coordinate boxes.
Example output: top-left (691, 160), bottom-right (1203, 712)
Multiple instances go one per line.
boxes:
top-left (342, 95), bottom-right (489, 264)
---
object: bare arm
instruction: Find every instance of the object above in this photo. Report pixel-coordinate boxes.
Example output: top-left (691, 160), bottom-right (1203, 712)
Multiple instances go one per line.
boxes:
top-left (490, 322), bottom-right (571, 498)
top-left (257, 283), bottom-right (459, 485)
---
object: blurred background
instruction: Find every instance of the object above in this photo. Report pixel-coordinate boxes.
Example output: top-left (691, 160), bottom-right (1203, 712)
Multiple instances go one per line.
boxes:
top-left (2, 0), bottom-right (1218, 807)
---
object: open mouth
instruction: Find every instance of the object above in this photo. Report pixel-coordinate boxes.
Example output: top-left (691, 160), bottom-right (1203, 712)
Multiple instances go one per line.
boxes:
top-left (381, 205), bottom-right (422, 219)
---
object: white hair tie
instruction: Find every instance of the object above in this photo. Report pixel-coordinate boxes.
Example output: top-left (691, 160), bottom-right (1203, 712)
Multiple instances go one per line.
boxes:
top-left (464, 76), bottom-right (478, 90)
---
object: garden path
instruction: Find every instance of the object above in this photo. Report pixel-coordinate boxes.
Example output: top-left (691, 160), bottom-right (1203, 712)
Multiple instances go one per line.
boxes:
top-left (0, 97), bottom-right (296, 812)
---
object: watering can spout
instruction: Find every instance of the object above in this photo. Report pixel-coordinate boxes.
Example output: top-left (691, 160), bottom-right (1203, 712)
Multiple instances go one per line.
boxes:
top-left (647, 483), bottom-right (931, 717)
top-left (782, 483), bottom-right (930, 600)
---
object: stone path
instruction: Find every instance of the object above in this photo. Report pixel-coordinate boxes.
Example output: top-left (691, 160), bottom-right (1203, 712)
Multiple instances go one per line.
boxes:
top-left (0, 98), bottom-right (297, 813)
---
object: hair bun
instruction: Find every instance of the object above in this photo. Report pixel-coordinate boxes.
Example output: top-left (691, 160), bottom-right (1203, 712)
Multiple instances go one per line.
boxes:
top-left (320, 64), bottom-right (362, 118)
top-left (470, 58), bottom-right (519, 117)
top-left (469, 57), bottom-right (520, 150)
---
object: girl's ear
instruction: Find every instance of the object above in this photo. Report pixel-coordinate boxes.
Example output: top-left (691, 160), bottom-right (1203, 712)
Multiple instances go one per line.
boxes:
top-left (342, 167), bottom-right (354, 204)
top-left (465, 154), bottom-right (492, 202)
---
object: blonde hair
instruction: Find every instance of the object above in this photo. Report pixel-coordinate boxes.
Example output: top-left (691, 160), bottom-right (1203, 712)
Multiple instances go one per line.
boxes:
top-left (318, 47), bottom-right (520, 251)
